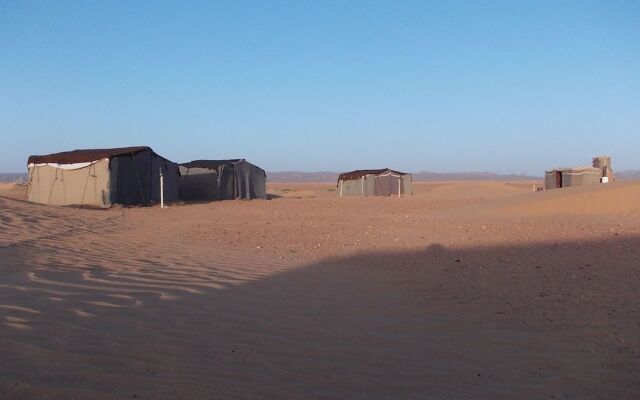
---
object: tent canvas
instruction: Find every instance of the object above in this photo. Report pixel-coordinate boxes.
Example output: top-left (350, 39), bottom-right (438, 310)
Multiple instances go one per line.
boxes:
top-left (27, 146), bottom-right (179, 207)
top-left (337, 169), bottom-right (412, 197)
top-left (544, 167), bottom-right (601, 190)
top-left (178, 159), bottom-right (267, 201)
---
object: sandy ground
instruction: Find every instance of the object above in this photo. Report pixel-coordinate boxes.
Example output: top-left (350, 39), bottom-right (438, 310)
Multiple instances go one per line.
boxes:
top-left (1, 181), bottom-right (640, 399)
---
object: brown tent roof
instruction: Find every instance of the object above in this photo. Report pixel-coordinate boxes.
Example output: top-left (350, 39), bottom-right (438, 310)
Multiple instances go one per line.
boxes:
top-left (28, 146), bottom-right (152, 164)
top-left (338, 168), bottom-right (409, 181)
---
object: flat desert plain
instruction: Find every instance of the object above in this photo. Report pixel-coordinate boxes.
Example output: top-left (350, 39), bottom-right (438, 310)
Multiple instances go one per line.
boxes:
top-left (1, 181), bottom-right (640, 399)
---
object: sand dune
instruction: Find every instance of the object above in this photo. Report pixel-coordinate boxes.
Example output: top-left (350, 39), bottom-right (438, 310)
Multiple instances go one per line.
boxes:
top-left (1, 181), bottom-right (640, 399)
top-left (445, 181), bottom-right (640, 220)
top-left (503, 181), bottom-right (640, 217)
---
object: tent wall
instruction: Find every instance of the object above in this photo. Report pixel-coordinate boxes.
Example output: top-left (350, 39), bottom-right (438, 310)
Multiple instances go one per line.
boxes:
top-left (178, 160), bottom-right (266, 201)
top-left (402, 175), bottom-right (412, 195)
top-left (561, 169), bottom-right (601, 187)
top-left (178, 167), bottom-right (213, 176)
top-left (109, 151), bottom-right (179, 205)
top-left (109, 152), bottom-right (148, 205)
top-left (339, 173), bottom-right (412, 197)
top-left (365, 176), bottom-right (375, 196)
top-left (27, 159), bottom-right (111, 207)
top-left (545, 168), bottom-right (600, 190)
top-left (339, 179), bottom-right (364, 196)
top-left (178, 173), bottom-right (219, 201)
top-left (373, 174), bottom-right (401, 196)
top-left (218, 164), bottom-right (237, 200)
top-left (235, 162), bottom-right (267, 200)
top-left (150, 154), bottom-right (179, 203)
top-left (544, 172), bottom-right (557, 190)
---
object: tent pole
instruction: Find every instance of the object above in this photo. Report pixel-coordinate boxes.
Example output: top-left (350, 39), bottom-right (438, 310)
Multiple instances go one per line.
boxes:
top-left (160, 167), bottom-right (164, 209)
top-left (398, 179), bottom-right (401, 197)
top-left (339, 180), bottom-right (343, 197)
top-left (361, 176), bottom-right (364, 197)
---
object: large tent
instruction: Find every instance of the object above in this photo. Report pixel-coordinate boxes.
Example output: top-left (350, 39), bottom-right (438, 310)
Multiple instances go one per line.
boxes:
top-left (544, 167), bottom-right (602, 190)
top-left (337, 169), bottom-right (412, 197)
top-left (545, 155), bottom-right (614, 190)
top-left (27, 146), bottom-right (179, 208)
top-left (178, 159), bottom-right (267, 201)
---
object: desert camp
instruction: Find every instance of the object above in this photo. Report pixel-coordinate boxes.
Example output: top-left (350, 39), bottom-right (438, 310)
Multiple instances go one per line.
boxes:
top-left (26, 146), bottom-right (179, 208)
top-left (178, 159), bottom-right (267, 201)
top-left (3, 2), bottom-right (640, 399)
top-left (337, 169), bottom-right (412, 197)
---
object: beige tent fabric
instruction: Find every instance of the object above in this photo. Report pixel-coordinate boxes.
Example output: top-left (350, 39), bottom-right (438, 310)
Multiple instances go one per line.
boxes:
top-left (27, 159), bottom-right (111, 207)
top-left (544, 167), bottom-right (601, 190)
top-left (561, 168), bottom-right (601, 187)
top-left (338, 172), bottom-right (412, 197)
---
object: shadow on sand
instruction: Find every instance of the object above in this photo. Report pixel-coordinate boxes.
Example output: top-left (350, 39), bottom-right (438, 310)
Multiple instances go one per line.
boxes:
top-left (1, 236), bottom-right (639, 399)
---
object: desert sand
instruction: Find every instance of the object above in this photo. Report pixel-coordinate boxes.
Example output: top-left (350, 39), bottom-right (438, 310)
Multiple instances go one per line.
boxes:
top-left (1, 181), bottom-right (640, 399)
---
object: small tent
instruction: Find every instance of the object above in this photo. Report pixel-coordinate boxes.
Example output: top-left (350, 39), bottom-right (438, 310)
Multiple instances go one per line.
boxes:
top-left (178, 159), bottom-right (267, 201)
top-left (337, 169), bottom-right (412, 197)
top-left (27, 146), bottom-right (179, 207)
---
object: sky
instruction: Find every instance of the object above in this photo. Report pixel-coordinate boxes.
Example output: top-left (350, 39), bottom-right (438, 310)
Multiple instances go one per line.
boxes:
top-left (1, 0), bottom-right (638, 174)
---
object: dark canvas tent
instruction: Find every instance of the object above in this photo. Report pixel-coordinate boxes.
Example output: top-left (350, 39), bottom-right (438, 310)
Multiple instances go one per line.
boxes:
top-left (337, 169), bottom-right (412, 197)
top-left (178, 159), bottom-right (267, 201)
top-left (27, 146), bottom-right (179, 207)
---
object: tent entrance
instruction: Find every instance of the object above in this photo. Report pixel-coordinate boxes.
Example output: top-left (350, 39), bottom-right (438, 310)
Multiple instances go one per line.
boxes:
top-left (555, 171), bottom-right (563, 188)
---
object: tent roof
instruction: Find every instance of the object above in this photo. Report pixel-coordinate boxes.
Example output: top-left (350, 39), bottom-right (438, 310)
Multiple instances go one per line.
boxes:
top-left (545, 167), bottom-right (600, 174)
top-left (28, 146), bottom-right (152, 164)
top-left (180, 159), bottom-right (244, 169)
top-left (180, 159), bottom-right (265, 173)
top-left (338, 168), bottom-right (409, 181)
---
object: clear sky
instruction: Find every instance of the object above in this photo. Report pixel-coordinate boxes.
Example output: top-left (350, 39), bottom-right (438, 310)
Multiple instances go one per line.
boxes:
top-left (1, 1), bottom-right (638, 174)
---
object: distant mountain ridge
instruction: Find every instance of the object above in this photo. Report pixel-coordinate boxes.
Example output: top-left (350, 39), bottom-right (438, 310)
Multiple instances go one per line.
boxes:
top-left (5, 170), bottom-right (636, 184)
top-left (0, 173), bottom-right (27, 183)
top-left (616, 170), bottom-right (640, 181)
top-left (267, 171), bottom-right (541, 182)
top-left (412, 171), bottom-right (540, 182)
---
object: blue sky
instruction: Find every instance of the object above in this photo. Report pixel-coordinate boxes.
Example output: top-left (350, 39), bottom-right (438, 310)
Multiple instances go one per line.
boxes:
top-left (1, 0), bottom-right (638, 174)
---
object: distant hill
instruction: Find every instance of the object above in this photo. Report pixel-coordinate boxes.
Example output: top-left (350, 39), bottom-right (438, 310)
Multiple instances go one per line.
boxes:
top-left (1, 171), bottom-right (543, 183)
top-left (267, 171), bottom-right (541, 182)
top-left (0, 173), bottom-right (27, 183)
top-left (267, 171), bottom-right (339, 182)
top-left (616, 170), bottom-right (640, 181)
top-left (412, 171), bottom-right (540, 182)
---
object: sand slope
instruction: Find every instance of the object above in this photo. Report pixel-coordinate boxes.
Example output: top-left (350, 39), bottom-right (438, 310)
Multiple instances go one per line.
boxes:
top-left (441, 181), bottom-right (640, 222)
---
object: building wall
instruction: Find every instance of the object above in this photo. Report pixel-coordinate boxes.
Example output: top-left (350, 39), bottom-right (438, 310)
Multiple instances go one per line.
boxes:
top-left (27, 159), bottom-right (111, 207)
